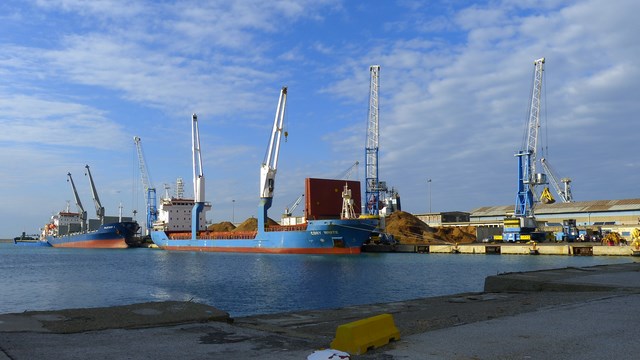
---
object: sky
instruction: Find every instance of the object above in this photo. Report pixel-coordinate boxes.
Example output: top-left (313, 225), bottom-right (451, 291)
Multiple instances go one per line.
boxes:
top-left (1, 0), bottom-right (639, 237)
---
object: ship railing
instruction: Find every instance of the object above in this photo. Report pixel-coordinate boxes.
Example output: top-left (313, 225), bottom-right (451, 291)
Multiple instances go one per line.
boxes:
top-left (168, 231), bottom-right (258, 240)
top-left (265, 224), bottom-right (308, 232)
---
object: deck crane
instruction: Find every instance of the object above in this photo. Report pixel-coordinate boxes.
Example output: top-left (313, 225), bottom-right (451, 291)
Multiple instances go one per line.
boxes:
top-left (283, 194), bottom-right (304, 217)
top-left (365, 65), bottom-right (381, 216)
top-left (191, 113), bottom-right (206, 239)
top-left (133, 136), bottom-right (158, 235)
top-left (541, 157), bottom-right (573, 203)
top-left (336, 161), bottom-right (359, 180)
top-left (84, 165), bottom-right (105, 225)
top-left (502, 58), bottom-right (548, 242)
top-left (259, 86), bottom-right (288, 231)
top-left (67, 172), bottom-right (87, 233)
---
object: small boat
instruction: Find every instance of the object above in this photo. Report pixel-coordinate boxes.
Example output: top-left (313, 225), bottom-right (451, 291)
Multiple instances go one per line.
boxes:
top-left (13, 233), bottom-right (51, 247)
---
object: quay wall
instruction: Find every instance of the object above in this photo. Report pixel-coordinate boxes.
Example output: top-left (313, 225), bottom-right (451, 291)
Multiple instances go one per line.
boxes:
top-left (408, 243), bottom-right (638, 256)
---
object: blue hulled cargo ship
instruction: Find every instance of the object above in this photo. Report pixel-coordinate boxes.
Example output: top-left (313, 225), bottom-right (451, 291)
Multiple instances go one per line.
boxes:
top-left (150, 89), bottom-right (379, 254)
top-left (46, 221), bottom-right (139, 249)
top-left (42, 165), bottom-right (139, 249)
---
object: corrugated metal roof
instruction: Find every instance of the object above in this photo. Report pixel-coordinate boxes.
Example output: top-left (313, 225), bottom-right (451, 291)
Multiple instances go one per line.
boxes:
top-left (470, 198), bottom-right (640, 217)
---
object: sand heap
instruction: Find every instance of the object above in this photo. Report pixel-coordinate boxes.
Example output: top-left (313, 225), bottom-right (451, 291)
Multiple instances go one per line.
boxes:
top-left (385, 211), bottom-right (476, 244)
top-left (231, 217), bottom-right (279, 232)
top-left (208, 221), bottom-right (236, 232)
top-left (385, 211), bottom-right (437, 243)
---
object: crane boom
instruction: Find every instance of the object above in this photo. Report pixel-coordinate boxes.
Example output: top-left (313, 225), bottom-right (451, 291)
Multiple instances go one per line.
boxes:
top-left (260, 86), bottom-right (287, 200)
top-left (84, 165), bottom-right (105, 224)
top-left (365, 65), bottom-right (380, 215)
top-left (541, 157), bottom-right (573, 203)
top-left (192, 114), bottom-right (205, 203)
top-left (524, 58), bottom-right (545, 178)
top-left (133, 136), bottom-right (158, 233)
top-left (515, 58), bottom-right (546, 219)
top-left (67, 172), bottom-right (87, 232)
top-left (336, 161), bottom-right (359, 180)
top-left (191, 113), bottom-right (206, 239)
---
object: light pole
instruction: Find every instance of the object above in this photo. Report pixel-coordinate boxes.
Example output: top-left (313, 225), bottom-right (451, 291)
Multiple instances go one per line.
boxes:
top-left (232, 199), bottom-right (235, 224)
top-left (427, 179), bottom-right (432, 213)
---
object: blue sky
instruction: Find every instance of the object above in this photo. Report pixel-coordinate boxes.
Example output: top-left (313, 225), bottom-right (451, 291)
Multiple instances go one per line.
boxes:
top-left (1, 0), bottom-right (638, 237)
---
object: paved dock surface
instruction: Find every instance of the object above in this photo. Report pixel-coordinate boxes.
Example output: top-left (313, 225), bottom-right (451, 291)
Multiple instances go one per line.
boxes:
top-left (1, 262), bottom-right (639, 359)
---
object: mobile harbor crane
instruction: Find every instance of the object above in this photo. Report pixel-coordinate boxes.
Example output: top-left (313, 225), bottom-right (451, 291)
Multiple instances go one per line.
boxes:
top-left (365, 65), bottom-right (381, 216)
top-left (363, 65), bottom-right (400, 218)
top-left (134, 136), bottom-right (158, 235)
top-left (499, 58), bottom-right (549, 242)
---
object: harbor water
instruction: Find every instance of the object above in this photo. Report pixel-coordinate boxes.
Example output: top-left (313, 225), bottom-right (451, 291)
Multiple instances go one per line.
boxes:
top-left (1, 243), bottom-right (635, 317)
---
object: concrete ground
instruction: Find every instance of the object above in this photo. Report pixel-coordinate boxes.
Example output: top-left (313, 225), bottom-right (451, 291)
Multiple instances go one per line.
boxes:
top-left (1, 262), bottom-right (639, 359)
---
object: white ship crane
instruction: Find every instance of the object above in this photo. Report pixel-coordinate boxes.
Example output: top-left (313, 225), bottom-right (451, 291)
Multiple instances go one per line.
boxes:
top-left (258, 86), bottom-right (288, 230)
top-left (191, 113), bottom-right (205, 239)
top-left (540, 157), bottom-right (574, 203)
top-left (84, 165), bottom-right (105, 225)
top-left (133, 136), bottom-right (158, 235)
top-left (67, 172), bottom-right (87, 232)
top-left (365, 65), bottom-right (380, 216)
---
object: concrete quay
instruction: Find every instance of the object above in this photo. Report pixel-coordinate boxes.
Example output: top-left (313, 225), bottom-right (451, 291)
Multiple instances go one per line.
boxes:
top-left (1, 261), bottom-right (639, 359)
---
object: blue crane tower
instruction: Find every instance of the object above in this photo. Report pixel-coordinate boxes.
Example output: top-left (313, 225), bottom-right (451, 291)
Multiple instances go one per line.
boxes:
top-left (502, 58), bottom-right (548, 242)
top-left (133, 136), bottom-right (157, 236)
top-left (365, 65), bottom-right (381, 216)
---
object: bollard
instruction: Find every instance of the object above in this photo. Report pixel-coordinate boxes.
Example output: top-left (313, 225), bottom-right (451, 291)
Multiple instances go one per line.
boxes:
top-left (330, 313), bottom-right (400, 355)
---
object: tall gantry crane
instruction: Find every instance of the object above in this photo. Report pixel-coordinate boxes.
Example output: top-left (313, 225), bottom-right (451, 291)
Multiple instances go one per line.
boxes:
top-left (365, 65), bottom-right (381, 216)
top-left (503, 58), bottom-right (548, 242)
top-left (67, 172), bottom-right (87, 233)
top-left (259, 86), bottom-right (288, 231)
top-left (133, 136), bottom-right (157, 235)
top-left (191, 113), bottom-right (206, 239)
top-left (541, 157), bottom-right (573, 203)
top-left (84, 165), bottom-right (105, 225)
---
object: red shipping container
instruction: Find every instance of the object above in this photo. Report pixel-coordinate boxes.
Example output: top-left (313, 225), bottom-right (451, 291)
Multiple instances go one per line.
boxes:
top-left (305, 178), bottom-right (362, 220)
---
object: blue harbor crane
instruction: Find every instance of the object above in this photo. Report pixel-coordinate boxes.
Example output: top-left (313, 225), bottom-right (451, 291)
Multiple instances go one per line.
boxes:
top-left (134, 136), bottom-right (158, 235)
top-left (365, 65), bottom-right (381, 216)
top-left (501, 58), bottom-right (549, 242)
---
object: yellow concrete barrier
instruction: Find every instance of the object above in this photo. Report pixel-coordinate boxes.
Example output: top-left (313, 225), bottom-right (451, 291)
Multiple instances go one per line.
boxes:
top-left (330, 313), bottom-right (400, 355)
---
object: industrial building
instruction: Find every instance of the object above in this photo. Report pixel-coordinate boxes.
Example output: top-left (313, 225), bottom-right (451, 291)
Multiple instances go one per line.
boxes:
top-left (416, 198), bottom-right (640, 241)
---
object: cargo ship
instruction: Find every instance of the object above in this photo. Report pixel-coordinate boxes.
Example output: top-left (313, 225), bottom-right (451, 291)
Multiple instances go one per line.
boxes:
top-left (150, 179), bottom-right (378, 254)
top-left (150, 91), bottom-right (379, 254)
top-left (44, 220), bottom-right (139, 248)
top-left (42, 166), bottom-right (139, 249)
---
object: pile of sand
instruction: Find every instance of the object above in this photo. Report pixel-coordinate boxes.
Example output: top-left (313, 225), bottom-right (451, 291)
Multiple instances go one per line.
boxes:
top-left (208, 221), bottom-right (236, 232)
top-left (385, 211), bottom-right (437, 243)
top-left (385, 211), bottom-right (476, 244)
top-left (232, 217), bottom-right (279, 232)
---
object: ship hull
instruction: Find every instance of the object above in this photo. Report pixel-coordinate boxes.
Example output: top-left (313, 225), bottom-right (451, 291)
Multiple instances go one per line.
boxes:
top-left (150, 218), bottom-right (378, 254)
top-left (47, 222), bottom-right (139, 249)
